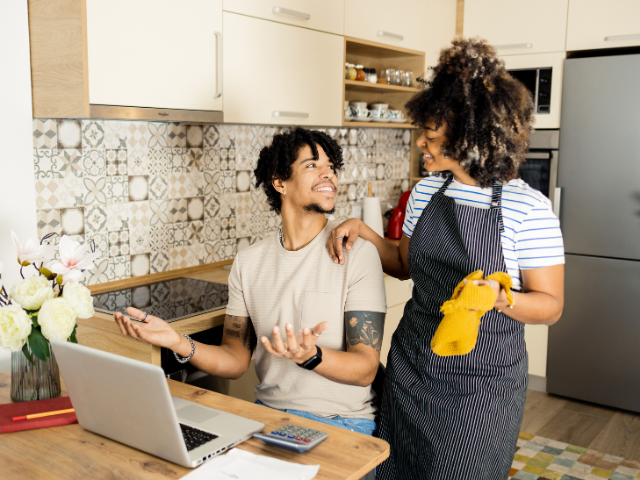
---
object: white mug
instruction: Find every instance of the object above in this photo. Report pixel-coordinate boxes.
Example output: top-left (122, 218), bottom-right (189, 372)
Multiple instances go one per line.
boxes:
top-left (370, 103), bottom-right (389, 111)
top-left (344, 106), bottom-right (354, 119)
top-left (353, 108), bottom-right (372, 119)
top-left (350, 102), bottom-right (367, 110)
top-left (371, 109), bottom-right (389, 119)
top-left (388, 110), bottom-right (405, 119)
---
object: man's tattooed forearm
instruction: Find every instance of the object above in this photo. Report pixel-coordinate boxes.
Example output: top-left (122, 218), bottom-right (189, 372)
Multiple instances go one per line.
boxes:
top-left (223, 315), bottom-right (257, 352)
top-left (344, 311), bottom-right (385, 352)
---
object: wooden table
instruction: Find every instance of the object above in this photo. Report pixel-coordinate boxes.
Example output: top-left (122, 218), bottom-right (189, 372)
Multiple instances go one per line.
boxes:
top-left (0, 371), bottom-right (389, 479)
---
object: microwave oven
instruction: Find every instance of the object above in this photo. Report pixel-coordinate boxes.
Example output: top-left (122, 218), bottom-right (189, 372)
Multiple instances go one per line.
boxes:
top-left (508, 67), bottom-right (552, 114)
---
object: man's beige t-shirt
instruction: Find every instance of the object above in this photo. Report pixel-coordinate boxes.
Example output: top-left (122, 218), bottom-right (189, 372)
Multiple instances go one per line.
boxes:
top-left (226, 222), bottom-right (386, 420)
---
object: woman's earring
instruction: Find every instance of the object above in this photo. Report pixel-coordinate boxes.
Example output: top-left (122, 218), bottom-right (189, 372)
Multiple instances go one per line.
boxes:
top-left (444, 154), bottom-right (449, 159)
top-left (282, 191), bottom-right (286, 196)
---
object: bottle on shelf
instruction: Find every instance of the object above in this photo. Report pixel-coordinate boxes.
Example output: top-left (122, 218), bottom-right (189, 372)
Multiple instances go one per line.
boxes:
top-left (355, 65), bottom-right (365, 82)
top-left (347, 63), bottom-right (357, 81)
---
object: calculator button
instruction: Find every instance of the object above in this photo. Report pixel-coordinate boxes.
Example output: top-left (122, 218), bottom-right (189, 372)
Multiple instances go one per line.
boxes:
top-left (271, 431), bottom-right (278, 434)
top-left (303, 439), bottom-right (311, 443)
top-left (295, 437), bottom-right (302, 441)
top-left (288, 435), bottom-right (295, 438)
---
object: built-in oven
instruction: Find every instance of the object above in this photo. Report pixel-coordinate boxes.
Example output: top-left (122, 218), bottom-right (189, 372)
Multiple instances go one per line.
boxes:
top-left (518, 129), bottom-right (560, 217)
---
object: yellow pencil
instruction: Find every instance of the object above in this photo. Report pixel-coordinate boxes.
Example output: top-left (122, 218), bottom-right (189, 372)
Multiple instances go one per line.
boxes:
top-left (12, 408), bottom-right (75, 422)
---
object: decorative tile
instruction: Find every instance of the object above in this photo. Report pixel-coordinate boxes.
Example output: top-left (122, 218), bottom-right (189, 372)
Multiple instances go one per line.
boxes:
top-left (203, 171), bottom-right (221, 196)
top-left (82, 149), bottom-right (107, 176)
top-left (105, 203), bottom-right (130, 231)
top-left (189, 169), bottom-right (205, 196)
top-left (148, 123), bottom-right (168, 148)
top-left (33, 119), bottom-right (57, 148)
top-left (36, 208), bottom-right (61, 237)
top-left (87, 257), bottom-right (110, 285)
top-left (129, 226), bottom-right (150, 255)
top-left (148, 175), bottom-right (168, 200)
top-left (167, 123), bottom-right (187, 148)
top-left (83, 176), bottom-right (108, 205)
top-left (108, 255), bottom-right (131, 281)
top-left (250, 213), bottom-right (266, 237)
top-left (131, 253), bottom-right (151, 277)
top-left (128, 175), bottom-right (149, 201)
top-left (56, 149), bottom-right (83, 177)
top-left (204, 196), bottom-right (220, 219)
top-left (236, 171), bottom-right (251, 192)
top-left (126, 122), bottom-right (151, 149)
top-left (375, 164), bottom-right (385, 180)
top-left (171, 222), bottom-right (189, 247)
top-left (235, 193), bottom-right (252, 216)
top-left (107, 175), bottom-right (129, 203)
top-left (219, 193), bottom-right (236, 218)
top-left (204, 218), bottom-right (222, 240)
top-left (187, 220), bottom-right (204, 244)
top-left (84, 205), bottom-right (108, 233)
top-left (35, 178), bottom-right (63, 209)
top-left (385, 163), bottom-right (393, 180)
top-left (203, 125), bottom-right (219, 148)
top-left (128, 201), bottom-right (151, 228)
top-left (60, 207), bottom-right (84, 235)
top-left (103, 120), bottom-right (128, 149)
top-left (147, 199), bottom-right (169, 226)
top-left (150, 251), bottom-right (169, 273)
top-left (203, 147), bottom-right (220, 171)
top-left (235, 125), bottom-right (251, 150)
top-left (148, 148), bottom-right (171, 175)
top-left (186, 148), bottom-right (204, 171)
top-left (236, 145), bottom-right (259, 171)
top-left (108, 230), bottom-right (130, 257)
top-left (105, 149), bottom-right (127, 175)
top-left (186, 125), bottom-right (203, 148)
top-left (149, 224), bottom-right (171, 252)
top-left (169, 246), bottom-right (196, 270)
top-left (236, 214), bottom-right (251, 238)
top-left (187, 197), bottom-right (204, 221)
top-left (58, 174), bottom-right (84, 207)
top-left (82, 120), bottom-right (105, 149)
top-left (204, 239), bottom-right (235, 263)
top-left (86, 231), bottom-right (108, 260)
top-left (250, 190), bottom-right (267, 213)
top-left (220, 216), bottom-right (236, 240)
top-left (168, 198), bottom-right (188, 223)
top-left (218, 170), bottom-right (236, 194)
top-left (57, 120), bottom-right (82, 149)
top-left (128, 147), bottom-right (149, 175)
top-left (218, 145), bottom-right (236, 170)
top-left (170, 148), bottom-right (187, 172)
top-left (34, 149), bottom-right (59, 179)
top-left (217, 125), bottom-right (236, 149)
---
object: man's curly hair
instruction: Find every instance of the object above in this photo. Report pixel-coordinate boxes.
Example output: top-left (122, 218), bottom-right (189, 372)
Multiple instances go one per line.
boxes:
top-left (406, 37), bottom-right (535, 187)
top-left (254, 127), bottom-right (343, 214)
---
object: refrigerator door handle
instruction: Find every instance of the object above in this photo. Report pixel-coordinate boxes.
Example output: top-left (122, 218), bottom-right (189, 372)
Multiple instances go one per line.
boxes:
top-left (553, 187), bottom-right (561, 219)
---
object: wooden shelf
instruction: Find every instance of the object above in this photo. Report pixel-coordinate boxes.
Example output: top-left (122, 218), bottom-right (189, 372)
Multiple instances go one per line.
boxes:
top-left (344, 80), bottom-right (420, 94)
top-left (343, 120), bottom-right (412, 128)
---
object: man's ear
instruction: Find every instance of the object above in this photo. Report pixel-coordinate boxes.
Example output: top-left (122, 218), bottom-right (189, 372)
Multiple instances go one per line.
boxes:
top-left (272, 176), bottom-right (284, 195)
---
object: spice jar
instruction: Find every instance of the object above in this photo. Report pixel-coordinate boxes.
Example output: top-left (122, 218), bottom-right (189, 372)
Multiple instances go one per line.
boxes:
top-left (347, 64), bottom-right (357, 81)
top-left (356, 65), bottom-right (365, 81)
top-left (368, 68), bottom-right (377, 83)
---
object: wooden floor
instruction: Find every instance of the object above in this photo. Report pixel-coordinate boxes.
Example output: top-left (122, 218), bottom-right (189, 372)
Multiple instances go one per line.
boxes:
top-left (521, 389), bottom-right (640, 462)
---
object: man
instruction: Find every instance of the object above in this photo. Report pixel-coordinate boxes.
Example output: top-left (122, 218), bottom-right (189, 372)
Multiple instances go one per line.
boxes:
top-left (115, 127), bottom-right (386, 435)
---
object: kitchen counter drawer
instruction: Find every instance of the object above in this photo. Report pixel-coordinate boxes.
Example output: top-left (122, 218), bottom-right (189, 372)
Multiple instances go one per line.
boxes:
top-left (223, 0), bottom-right (344, 35)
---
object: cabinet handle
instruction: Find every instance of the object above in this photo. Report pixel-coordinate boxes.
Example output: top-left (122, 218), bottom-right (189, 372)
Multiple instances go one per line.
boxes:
top-left (272, 111), bottom-right (309, 118)
top-left (495, 43), bottom-right (532, 50)
top-left (377, 31), bottom-right (403, 41)
top-left (605, 33), bottom-right (640, 42)
top-left (272, 6), bottom-right (310, 20)
top-left (214, 31), bottom-right (223, 99)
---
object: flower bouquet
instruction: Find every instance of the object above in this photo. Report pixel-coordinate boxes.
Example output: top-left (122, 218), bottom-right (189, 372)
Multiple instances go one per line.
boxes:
top-left (0, 232), bottom-right (99, 402)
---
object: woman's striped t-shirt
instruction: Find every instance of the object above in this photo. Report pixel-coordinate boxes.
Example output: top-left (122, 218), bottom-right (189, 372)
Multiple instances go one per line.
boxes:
top-left (402, 176), bottom-right (565, 291)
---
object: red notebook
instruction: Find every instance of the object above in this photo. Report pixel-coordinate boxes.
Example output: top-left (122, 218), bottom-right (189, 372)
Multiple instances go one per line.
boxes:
top-left (0, 396), bottom-right (78, 434)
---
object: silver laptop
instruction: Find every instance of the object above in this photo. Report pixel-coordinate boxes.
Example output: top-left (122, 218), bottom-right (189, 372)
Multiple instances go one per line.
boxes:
top-left (51, 339), bottom-right (264, 468)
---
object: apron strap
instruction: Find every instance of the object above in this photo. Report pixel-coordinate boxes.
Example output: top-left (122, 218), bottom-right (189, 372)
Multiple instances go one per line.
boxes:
top-left (491, 181), bottom-right (505, 234)
top-left (437, 174), bottom-right (455, 194)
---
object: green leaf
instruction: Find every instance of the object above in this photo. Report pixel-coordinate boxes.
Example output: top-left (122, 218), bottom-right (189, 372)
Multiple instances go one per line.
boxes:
top-left (69, 324), bottom-right (78, 344)
top-left (28, 328), bottom-right (50, 362)
top-left (21, 344), bottom-right (34, 365)
top-left (31, 315), bottom-right (40, 328)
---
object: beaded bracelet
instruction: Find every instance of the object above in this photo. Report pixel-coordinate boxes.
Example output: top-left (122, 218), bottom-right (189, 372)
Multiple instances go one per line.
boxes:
top-left (173, 334), bottom-right (196, 364)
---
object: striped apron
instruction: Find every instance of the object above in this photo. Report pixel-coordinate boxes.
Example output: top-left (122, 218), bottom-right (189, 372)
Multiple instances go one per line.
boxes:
top-left (377, 175), bottom-right (528, 480)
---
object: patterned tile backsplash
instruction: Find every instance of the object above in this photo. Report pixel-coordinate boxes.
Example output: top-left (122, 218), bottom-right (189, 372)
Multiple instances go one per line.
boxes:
top-left (32, 120), bottom-right (412, 284)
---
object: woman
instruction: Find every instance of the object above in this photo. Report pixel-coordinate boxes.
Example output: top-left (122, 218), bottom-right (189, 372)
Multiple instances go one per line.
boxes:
top-left (327, 38), bottom-right (564, 479)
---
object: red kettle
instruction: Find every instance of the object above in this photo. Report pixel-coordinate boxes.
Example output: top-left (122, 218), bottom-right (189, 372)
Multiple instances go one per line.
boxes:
top-left (387, 190), bottom-right (412, 239)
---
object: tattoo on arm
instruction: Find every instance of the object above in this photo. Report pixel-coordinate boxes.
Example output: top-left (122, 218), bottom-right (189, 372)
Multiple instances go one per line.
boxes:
top-left (344, 311), bottom-right (385, 352)
top-left (223, 315), bottom-right (257, 353)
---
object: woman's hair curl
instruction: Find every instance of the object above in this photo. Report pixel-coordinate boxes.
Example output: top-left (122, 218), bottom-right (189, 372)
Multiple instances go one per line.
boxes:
top-left (406, 37), bottom-right (535, 187)
top-left (254, 127), bottom-right (343, 213)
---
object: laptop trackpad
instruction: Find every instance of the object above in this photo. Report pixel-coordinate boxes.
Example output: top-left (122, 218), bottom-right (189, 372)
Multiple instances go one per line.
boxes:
top-left (177, 404), bottom-right (220, 424)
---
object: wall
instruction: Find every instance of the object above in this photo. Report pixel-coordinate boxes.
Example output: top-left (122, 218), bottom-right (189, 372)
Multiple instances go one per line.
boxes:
top-left (0, 0), bottom-right (37, 372)
top-left (31, 121), bottom-right (412, 284)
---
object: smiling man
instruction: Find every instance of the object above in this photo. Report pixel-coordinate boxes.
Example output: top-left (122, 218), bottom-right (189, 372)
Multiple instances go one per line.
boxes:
top-left (115, 127), bottom-right (386, 436)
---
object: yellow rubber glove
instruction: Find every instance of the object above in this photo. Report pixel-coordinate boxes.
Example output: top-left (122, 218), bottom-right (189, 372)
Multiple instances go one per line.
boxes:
top-left (431, 270), bottom-right (515, 357)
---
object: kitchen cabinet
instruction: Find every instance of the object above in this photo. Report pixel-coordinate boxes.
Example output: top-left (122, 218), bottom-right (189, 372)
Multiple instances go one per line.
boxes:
top-left (380, 276), bottom-right (413, 366)
top-left (566, 0), bottom-right (640, 51)
top-left (463, 0), bottom-right (569, 55)
top-left (28, 0), bottom-right (223, 122)
top-left (424, 0), bottom-right (457, 69)
top-left (223, 0), bottom-right (344, 35)
top-left (344, 0), bottom-right (428, 53)
top-left (223, 12), bottom-right (343, 126)
top-left (87, 0), bottom-right (222, 112)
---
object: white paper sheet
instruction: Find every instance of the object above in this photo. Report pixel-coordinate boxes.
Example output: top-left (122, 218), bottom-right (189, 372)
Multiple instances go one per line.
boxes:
top-left (180, 448), bottom-right (320, 480)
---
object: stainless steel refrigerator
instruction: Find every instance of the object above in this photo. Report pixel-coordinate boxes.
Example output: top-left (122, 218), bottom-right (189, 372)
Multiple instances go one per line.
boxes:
top-left (547, 53), bottom-right (640, 413)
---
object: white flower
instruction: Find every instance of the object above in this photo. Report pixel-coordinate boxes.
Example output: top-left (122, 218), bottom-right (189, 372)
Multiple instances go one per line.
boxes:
top-left (38, 298), bottom-right (76, 341)
top-left (48, 236), bottom-right (100, 285)
top-left (12, 231), bottom-right (55, 266)
top-left (10, 275), bottom-right (55, 310)
top-left (0, 305), bottom-right (32, 351)
top-left (62, 281), bottom-right (94, 319)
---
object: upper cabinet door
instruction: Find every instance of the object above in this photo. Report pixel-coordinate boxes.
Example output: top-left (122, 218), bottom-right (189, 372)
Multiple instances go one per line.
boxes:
top-left (463, 0), bottom-right (569, 55)
top-left (566, 0), bottom-right (640, 51)
top-left (345, 0), bottom-right (428, 52)
top-left (87, 0), bottom-right (223, 111)
top-left (223, 0), bottom-right (344, 35)
top-left (223, 13), bottom-right (343, 126)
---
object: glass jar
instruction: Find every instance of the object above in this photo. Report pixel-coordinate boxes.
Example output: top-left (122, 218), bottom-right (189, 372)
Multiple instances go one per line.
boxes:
top-left (403, 71), bottom-right (414, 87)
top-left (345, 63), bottom-right (350, 80)
top-left (347, 64), bottom-right (357, 81)
top-left (368, 68), bottom-right (377, 83)
top-left (11, 344), bottom-right (61, 402)
top-left (356, 65), bottom-right (365, 81)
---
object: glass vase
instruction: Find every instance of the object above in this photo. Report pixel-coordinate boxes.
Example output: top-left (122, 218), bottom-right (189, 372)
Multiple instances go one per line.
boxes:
top-left (10, 344), bottom-right (61, 402)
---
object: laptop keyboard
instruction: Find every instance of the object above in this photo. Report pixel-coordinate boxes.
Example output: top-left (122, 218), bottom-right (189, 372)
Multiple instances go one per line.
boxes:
top-left (180, 423), bottom-right (219, 451)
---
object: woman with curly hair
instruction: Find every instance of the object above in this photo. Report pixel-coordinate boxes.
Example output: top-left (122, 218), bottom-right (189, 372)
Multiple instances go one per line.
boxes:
top-left (327, 38), bottom-right (565, 479)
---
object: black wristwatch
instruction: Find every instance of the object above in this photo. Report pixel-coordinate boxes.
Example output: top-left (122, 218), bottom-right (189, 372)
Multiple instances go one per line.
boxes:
top-left (298, 346), bottom-right (323, 370)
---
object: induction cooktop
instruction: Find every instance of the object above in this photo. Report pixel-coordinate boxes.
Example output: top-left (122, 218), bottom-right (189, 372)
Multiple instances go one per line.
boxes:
top-left (92, 277), bottom-right (229, 323)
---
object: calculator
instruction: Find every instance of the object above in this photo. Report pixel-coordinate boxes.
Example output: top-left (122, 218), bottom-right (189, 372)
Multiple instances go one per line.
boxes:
top-left (253, 424), bottom-right (328, 452)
